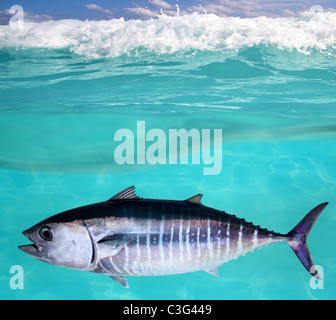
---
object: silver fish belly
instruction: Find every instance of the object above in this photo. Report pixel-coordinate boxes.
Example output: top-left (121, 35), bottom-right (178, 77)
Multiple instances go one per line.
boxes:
top-left (88, 204), bottom-right (280, 277)
top-left (19, 186), bottom-right (328, 288)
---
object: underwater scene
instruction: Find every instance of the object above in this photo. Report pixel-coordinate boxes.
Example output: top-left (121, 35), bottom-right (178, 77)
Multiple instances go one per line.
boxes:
top-left (0, 10), bottom-right (336, 300)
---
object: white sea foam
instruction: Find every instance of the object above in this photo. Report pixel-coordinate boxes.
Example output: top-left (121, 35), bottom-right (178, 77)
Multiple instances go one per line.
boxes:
top-left (0, 11), bottom-right (335, 58)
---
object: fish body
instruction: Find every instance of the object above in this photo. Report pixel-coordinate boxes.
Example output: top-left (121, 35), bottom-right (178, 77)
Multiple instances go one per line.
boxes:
top-left (19, 186), bottom-right (328, 288)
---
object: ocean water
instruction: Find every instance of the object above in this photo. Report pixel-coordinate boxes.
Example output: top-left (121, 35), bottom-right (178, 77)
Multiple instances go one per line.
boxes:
top-left (0, 12), bottom-right (336, 300)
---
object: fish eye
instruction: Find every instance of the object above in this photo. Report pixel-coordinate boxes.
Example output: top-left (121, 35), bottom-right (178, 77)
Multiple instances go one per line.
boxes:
top-left (39, 226), bottom-right (52, 241)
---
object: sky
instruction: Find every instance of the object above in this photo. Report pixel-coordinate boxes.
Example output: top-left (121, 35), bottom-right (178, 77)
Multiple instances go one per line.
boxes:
top-left (0, 0), bottom-right (336, 24)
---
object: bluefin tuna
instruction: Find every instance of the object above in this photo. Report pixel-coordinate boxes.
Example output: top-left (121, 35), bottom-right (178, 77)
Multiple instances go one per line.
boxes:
top-left (19, 186), bottom-right (328, 288)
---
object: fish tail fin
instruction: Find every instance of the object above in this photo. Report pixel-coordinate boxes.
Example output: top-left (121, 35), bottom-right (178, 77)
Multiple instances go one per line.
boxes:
top-left (286, 202), bottom-right (328, 280)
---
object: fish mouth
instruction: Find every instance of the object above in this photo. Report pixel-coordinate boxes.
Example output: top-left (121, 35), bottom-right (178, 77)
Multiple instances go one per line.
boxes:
top-left (18, 230), bottom-right (46, 260)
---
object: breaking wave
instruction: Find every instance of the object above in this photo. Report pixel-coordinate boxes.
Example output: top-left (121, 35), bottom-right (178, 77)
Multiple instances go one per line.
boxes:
top-left (0, 11), bottom-right (336, 58)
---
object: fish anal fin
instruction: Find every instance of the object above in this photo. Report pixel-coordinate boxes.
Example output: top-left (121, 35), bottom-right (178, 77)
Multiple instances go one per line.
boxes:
top-left (186, 194), bottom-right (203, 205)
top-left (109, 275), bottom-right (129, 288)
top-left (109, 186), bottom-right (140, 201)
top-left (204, 266), bottom-right (219, 277)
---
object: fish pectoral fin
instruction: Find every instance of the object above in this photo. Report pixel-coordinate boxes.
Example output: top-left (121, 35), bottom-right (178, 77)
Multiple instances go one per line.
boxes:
top-left (97, 235), bottom-right (136, 272)
top-left (203, 267), bottom-right (219, 277)
top-left (185, 193), bottom-right (203, 205)
top-left (97, 233), bottom-right (134, 251)
top-left (109, 275), bottom-right (129, 288)
top-left (108, 186), bottom-right (141, 201)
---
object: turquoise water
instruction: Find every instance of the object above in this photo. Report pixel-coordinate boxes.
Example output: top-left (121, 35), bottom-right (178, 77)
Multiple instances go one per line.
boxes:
top-left (1, 12), bottom-right (336, 300)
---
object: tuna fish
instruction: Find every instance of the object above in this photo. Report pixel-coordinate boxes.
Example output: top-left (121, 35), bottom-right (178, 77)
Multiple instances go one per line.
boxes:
top-left (19, 186), bottom-right (328, 288)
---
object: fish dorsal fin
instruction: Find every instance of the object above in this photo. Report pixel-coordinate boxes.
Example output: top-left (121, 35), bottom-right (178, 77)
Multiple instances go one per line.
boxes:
top-left (185, 193), bottom-right (203, 205)
top-left (109, 275), bottom-right (129, 288)
top-left (109, 186), bottom-right (140, 201)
